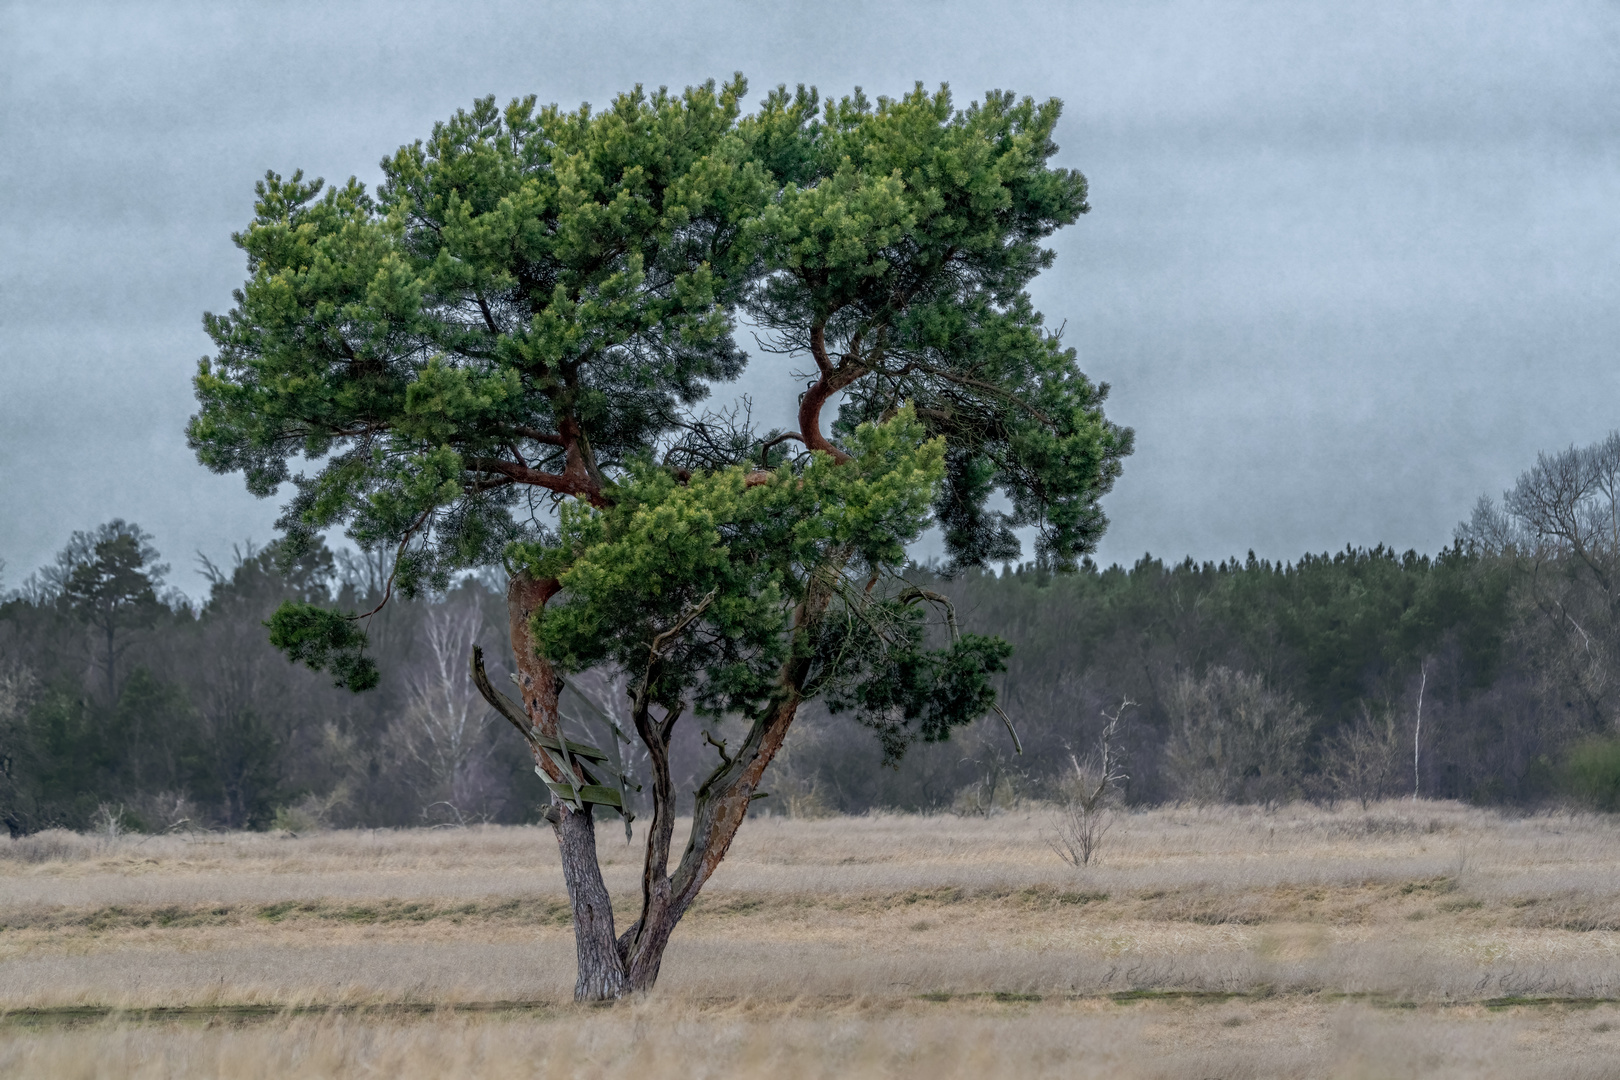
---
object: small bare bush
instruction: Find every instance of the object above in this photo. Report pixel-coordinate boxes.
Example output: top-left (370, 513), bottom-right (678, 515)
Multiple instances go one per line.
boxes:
top-left (1050, 700), bottom-right (1130, 866)
top-left (953, 747), bottom-right (1025, 816)
top-left (763, 723), bottom-right (833, 819)
top-left (90, 803), bottom-right (129, 840)
top-left (129, 791), bottom-right (198, 834)
top-left (271, 788), bottom-right (349, 834)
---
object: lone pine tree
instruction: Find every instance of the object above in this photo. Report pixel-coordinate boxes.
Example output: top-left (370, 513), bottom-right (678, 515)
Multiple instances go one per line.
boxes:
top-left (49, 521), bottom-right (169, 705)
top-left (188, 76), bottom-right (1132, 1000)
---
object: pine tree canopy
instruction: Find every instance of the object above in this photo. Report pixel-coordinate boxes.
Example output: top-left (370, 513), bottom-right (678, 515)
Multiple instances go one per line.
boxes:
top-left (188, 75), bottom-right (1132, 760)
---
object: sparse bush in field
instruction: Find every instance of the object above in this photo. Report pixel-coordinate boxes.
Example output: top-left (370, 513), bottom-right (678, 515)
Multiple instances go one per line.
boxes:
top-left (1050, 701), bottom-right (1130, 866)
top-left (1562, 736), bottom-right (1620, 811)
top-left (90, 802), bottom-right (135, 839)
top-left (953, 736), bottom-right (1026, 817)
top-left (272, 788), bottom-right (348, 834)
top-left (128, 790), bottom-right (198, 833)
top-left (1165, 667), bottom-right (1309, 807)
top-left (1320, 704), bottom-right (1402, 809)
top-left (764, 725), bottom-right (833, 819)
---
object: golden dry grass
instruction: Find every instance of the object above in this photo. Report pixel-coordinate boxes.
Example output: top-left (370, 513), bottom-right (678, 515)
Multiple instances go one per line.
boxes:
top-left (2, 800), bottom-right (1619, 1076)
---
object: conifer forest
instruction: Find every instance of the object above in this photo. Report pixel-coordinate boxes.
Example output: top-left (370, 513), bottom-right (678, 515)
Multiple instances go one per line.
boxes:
top-left (7, 429), bottom-right (1620, 834)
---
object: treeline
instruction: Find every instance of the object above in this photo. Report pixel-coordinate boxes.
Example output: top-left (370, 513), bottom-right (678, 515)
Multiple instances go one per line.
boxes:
top-left (0, 529), bottom-right (536, 834)
top-left (7, 434), bottom-right (1620, 831)
top-left (779, 545), bottom-right (1520, 813)
top-left (775, 434), bottom-right (1620, 815)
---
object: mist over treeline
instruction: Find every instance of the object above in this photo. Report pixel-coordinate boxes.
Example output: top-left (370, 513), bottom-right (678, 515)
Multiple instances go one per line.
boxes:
top-left (6, 434), bottom-right (1620, 834)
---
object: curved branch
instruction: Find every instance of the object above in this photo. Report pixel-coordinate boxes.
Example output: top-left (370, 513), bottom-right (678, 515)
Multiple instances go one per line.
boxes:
top-left (992, 703), bottom-right (1024, 756)
top-left (897, 586), bottom-right (960, 641)
top-left (348, 506), bottom-right (433, 621)
top-left (758, 430), bottom-right (804, 466)
top-left (897, 585), bottom-right (1022, 754)
top-left (797, 326), bottom-right (863, 464)
top-left (466, 456), bottom-right (605, 505)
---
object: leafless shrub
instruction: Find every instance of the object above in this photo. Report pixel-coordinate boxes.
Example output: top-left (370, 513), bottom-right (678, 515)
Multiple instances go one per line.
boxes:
top-left (762, 722), bottom-right (832, 818)
top-left (129, 791), bottom-right (198, 834)
top-left (1050, 700), bottom-right (1131, 866)
top-left (90, 803), bottom-right (128, 840)
top-left (953, 742), bottom-right (1024, 816)
top-left (1320, 703), bottom-right (1402, 808)
top-left (271, 787), bottom-right (349, 833)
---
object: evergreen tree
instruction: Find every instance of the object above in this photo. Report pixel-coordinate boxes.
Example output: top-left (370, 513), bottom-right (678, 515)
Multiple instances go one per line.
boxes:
top-left (187, 77), bottom-right (1130, 998)
top-left (48, 521), bottom-right (169, 704)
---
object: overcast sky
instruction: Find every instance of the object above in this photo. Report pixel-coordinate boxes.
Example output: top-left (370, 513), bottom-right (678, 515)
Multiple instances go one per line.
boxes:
top-left (3, 0), bottom-right (1618, 596)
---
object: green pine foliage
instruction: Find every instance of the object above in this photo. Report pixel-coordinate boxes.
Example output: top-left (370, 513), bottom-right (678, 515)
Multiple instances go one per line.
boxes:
top-left (266, 603), bottom-right (380, 692)
top-left (185, 76), bottom-right (1133, 775)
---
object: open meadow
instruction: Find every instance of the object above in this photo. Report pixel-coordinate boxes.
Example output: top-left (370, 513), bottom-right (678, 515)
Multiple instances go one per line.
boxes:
top-left (2, 801), bottom-right (1619, 1078)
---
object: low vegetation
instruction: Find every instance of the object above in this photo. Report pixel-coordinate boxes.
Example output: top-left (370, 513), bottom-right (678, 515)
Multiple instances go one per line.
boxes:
top-left (1, 804), bottom-right (1618, 1076)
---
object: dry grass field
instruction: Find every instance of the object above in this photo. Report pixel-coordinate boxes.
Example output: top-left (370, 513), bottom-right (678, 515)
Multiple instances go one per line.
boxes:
top-left (2, 801), bottom-right (1619, 1078)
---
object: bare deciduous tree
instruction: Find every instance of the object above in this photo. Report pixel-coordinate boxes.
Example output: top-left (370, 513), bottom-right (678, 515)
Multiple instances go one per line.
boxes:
top-left (398, 599), bottom-right (494, 822)
top-left (1165, 667), bottom-right (1310, 807)
top-left (1051, 699), bottom-right (1131, 866)
top-left (1320, 702), bottom-right (1401, 809)
top-left (1462, 432), bottom-right (1620, 732)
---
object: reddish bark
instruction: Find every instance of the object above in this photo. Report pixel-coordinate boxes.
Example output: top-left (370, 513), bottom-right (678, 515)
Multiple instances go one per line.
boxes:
top-left (506, 571), bottom-right (628, 1000)
top-left (796, 325), bottom-right (864, 463)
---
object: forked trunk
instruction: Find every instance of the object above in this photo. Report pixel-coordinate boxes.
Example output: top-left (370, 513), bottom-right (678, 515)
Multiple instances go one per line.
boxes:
top-left (505, 573), bottom-right (820, 1000)
top-left (614, 601), bottom-right (824, 993)
top-left (616, 686), bottom-right (801, 993)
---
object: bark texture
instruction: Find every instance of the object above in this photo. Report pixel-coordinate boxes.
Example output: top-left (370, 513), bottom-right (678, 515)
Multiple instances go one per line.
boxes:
top-left (507, 572), bottom-right (629, 1001)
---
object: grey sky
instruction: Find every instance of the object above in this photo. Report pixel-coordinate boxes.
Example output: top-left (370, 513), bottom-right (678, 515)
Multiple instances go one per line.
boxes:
top-left (3, 0), bottom-right (1618, 596)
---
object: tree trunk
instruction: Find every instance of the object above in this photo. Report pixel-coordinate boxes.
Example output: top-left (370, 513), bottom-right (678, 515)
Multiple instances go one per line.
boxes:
top-left (554, 803), bottom-right (628, 999)
top-left (506, 571), bottom-right (831, 999)
top-left (507, 572), bottom-right (630, 1001)
top-left (615, 583), bottom-right (833, 992)
top-left (616, 685), bottom-right (803, 992)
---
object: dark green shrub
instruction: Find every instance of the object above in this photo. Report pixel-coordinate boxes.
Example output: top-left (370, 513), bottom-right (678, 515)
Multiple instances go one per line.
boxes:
top-left (1562, 737), bottom-right (1620, 812)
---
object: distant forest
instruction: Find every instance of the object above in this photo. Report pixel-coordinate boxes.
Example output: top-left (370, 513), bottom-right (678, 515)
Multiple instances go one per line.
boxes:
top-left (6, 433), bottom-right (1620, 833)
